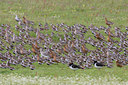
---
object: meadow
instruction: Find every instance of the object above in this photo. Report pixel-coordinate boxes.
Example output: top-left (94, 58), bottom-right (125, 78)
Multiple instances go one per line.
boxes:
top-left (0, 0), bottom-right (128, 85)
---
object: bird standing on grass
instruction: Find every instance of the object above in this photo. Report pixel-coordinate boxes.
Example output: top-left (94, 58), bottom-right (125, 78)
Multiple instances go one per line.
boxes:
top-left (15, 15), bottom-right (21, 22)
top-left (68, 63), bottom-right (84, 70)
top-left (105, 17), bottom-right (114, 27)
top-left (9, 67), bottom-right (15, 70)
top-left (29, 64), bottom-right (35, 70)
top-left (94, 61), bottom-right (106, 69)
top-left (116, 60), bottom-right (123, 68)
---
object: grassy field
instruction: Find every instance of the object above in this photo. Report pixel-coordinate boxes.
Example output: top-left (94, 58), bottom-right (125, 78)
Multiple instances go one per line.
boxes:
top-left (0, 0), bottom-right (128, 84)
top-left (0, 0), bottom-right (128, 26)
top-left (0, 63), bottom-right (128, 84)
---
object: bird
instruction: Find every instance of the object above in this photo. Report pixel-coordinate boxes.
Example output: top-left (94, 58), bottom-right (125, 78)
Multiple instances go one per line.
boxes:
top-left (39, 23), bottom-right (42, 27)
top-left (23, 16), bottom-right (34, 25)
top-left (116, 60), bottom-right (123, 68)
top-left (95, 32), bottom-right (103, 41)
top-left (105, 17), bottom-right (114, 27)
top-left (107, 33), bottom-right (111, 42)
top-left (36, 54), bottom-right (40, 61)
top-left (29, 64), bottom-right (35, 70)
top-left (32, 45), bottom-right (38, 54)
top-left (81, 44), bottom-right (88, 55)
top-left (68, 63), bottom-right (84, 70)
top-left (15, 15), bottom-right (21, 22)
top-left (93, 61), bottom-right (106, 69)
top-left (52, 53), bottom-right (60, 64)
top-left (40, 48), bottom-right (49, 58)
top-left (9, 66), bottom-right (15, 70)
top-left (63, 44), bottom-right (69, 53)
top-left (34, 41), bottom-right (40, 50)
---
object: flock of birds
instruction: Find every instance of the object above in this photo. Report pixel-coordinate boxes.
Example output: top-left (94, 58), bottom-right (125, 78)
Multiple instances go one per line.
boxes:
top-left (0, 15), bottom-right (128, 71)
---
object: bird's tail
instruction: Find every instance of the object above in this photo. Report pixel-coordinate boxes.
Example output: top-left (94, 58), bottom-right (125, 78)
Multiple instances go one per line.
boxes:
top-left (80, 66), bottom-right (85, 69)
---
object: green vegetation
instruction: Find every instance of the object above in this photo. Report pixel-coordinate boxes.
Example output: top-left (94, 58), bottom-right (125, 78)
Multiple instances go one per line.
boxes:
top-left (0, 63), bottom-right (128, 80)
top-left (0, 0), bottom-right (128, 26)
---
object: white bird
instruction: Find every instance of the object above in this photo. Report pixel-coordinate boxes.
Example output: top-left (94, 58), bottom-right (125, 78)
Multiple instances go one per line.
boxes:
top-left (15, 15), bottom-right (20, 22)
top-left (40, 48), bottom-right (49, 58)
top-left (12, 33), bottom-right (15, 43)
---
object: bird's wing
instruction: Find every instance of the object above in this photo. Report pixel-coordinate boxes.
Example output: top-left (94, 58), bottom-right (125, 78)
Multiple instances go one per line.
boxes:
top-left (96, 63), bottom-right (105, 66)
top-left (72, 64), bottom-right (81, 68)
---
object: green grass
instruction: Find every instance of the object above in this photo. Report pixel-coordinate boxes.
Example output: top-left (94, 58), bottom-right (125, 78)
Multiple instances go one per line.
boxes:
top-left (0, 0), bottom-right (128, 27)
top-left (0, 64), bottom-right (128, 85)
top-left (0, 63), bottom-right (128, 81)
top-left (0, 0), bottom-right (128, 84)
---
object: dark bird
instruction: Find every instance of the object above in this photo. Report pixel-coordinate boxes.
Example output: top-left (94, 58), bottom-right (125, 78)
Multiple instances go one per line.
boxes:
top-left (29, 64), bottom-right (35, 70)
top-left (9, 67), bottom-right (15, 70)
top-left (68, 63), bottom-right (84, 70)
top-left (94, 61), bottom-right (106, 69)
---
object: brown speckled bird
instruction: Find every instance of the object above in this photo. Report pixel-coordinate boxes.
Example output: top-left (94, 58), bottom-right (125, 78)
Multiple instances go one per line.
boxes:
top-left (116, 60), bottom-right (123, 67)
top-left (105, 17), bottom-right (114, 27)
